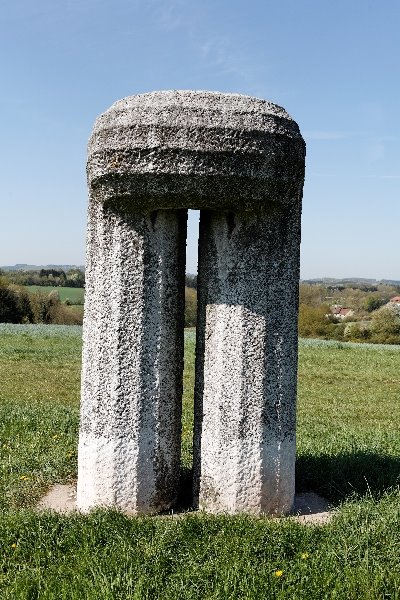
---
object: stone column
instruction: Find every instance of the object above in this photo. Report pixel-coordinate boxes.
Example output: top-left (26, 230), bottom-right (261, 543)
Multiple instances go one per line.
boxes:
top-left (194, 204), bottom-right (302, 514)
top-left (77, 204), bottom-right (186, 513)
top-left (78, 90), bottom-right (305, 515)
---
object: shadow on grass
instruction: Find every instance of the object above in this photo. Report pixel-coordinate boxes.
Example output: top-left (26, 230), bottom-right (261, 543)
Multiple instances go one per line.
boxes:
top-left (175, 466), bottom-right (194, 512)
top-left (296, 451), bottom-right (400, 503)
top-left (175, 453), bottom-right (400, 512)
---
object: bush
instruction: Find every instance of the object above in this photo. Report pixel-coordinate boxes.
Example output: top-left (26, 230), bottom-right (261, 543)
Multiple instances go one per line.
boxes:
top-left (363, 295), bottom-right (388, 313)
top-left (344, 322), bottom-right (372, 342)
top-left (0, 284), bottom-right (83, 326)
top-left (29, 290), bottom-right (59, 324)
top-left (185, 287), bottom-right (197, 327)
top-left (0, 283), bottom-right (33, 323)
top-left (48, 303), bottom-right (83, 325)
top-left (370, 305), bottom-right (400, 344)
top-left (298, 303), bottom-right (344, 340)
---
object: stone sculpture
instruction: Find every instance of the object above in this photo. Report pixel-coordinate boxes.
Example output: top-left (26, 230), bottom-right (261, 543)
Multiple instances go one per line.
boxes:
top-left (77, 90), bottom-right (305, 515)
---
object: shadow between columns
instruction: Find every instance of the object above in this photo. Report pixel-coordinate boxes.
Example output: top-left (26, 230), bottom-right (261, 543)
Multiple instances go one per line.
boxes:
top-left (175, 467), bottom-right (195, 512)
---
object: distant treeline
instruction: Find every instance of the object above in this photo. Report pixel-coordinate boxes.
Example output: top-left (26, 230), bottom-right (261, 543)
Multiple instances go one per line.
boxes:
top-left (0, 281), bottom-right (196, 328)
top-left (2, 268), bottom-right (85, 288)
top-left (0, 283), bottom-right (82, 325)
top-left (4, 268), bottom-right (196, 290)
top-left (0, 268), bottom-right (197, 327)
top-left (302, 277), bottom-right (400, 287)
top-left (185, 274), bottom-right (197, 289)
top-left (6, 269), bottom-right (398, 342)
top-left (298, 282), bottom-right (400, 345)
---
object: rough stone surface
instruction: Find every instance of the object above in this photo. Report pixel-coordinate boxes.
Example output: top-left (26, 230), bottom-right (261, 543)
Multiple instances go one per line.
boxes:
top-left (194, 204), bottom-right (302, 515)
top-left (87, 90), bottom-right (305, 212)
top-left (79, 90), bottom-right (305, 516)
top-left (77, 205), bottom-right (186, 514)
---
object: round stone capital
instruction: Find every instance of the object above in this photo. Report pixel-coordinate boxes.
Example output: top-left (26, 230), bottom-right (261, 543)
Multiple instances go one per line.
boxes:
top-left (87, 90), bottom-right (305, 211)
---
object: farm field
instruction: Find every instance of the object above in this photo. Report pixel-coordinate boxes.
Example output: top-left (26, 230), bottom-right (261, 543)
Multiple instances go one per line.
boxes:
top-left (24, 286), bottom-right (84, 304)
top-left (0, 325), bottom-right (399, 598)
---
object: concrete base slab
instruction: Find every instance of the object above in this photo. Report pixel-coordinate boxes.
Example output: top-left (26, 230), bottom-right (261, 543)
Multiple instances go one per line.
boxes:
top-left (37, 484), bottom-right (77, 514)
top-left (290, 492), bottom-right (333, 525)
top-left (37, 485), bottom-right (333, 524)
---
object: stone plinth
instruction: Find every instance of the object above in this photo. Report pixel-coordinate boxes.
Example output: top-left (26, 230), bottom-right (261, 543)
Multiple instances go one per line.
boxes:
top-left (78, 90), bottom-right (305, 515)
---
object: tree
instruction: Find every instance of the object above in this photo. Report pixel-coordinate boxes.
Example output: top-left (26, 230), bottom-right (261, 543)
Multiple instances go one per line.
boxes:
top-left (185, 274), bottom-right (197, 290)
top-left (0, 285), bottom-right (20, 322)
top-left (65, 269), bottom-right (85, 288)
top-left (0, 283), bottom-right (33, 323)
top-left (363, 295), bottom-right (388, 313)
top-left (299, 284), bottom-right (328, 307)
top-left (371, 305), bottom-right (400, 344)
top-left (298, 303), bottom-right (343, 339)
top-left (344, 322), bottom-right (371, 342)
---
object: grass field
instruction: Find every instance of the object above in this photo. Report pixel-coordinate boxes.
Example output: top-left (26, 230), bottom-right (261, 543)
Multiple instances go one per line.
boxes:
top-left (0, 325), bottom-right (399, 598)
top-left (24, 286), bottom-right (84, 304)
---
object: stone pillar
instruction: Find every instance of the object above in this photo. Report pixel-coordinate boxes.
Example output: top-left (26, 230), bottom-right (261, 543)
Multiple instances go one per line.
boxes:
top-left (194, 204), bottom-right (301, 515)
top-left (78, 90), bottom-right (305, 515)
top-left (77, 204), bottom-right (187, 513)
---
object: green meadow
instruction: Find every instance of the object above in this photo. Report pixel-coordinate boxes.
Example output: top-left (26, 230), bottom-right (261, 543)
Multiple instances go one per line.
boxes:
top-left (24, 286), bottom-right (84, 304)
top-left (0, 325), bottom-right (399, 599)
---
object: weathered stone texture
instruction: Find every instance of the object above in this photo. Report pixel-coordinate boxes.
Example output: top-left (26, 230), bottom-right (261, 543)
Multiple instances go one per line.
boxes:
top-left (87, 90), bottom-right (304, 211)
top-left (77, 204), bottom-right (186, 513)
top-left (194, 205), bottom-right (302, 514)
top-left (78, 90), bottom-right (305, 516)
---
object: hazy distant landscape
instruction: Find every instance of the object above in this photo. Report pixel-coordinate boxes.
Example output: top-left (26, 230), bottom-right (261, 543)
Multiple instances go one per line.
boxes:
top-left (2, 265), bottom-right (400, 345)
top-left (2, 264), bottom-right (400, 287)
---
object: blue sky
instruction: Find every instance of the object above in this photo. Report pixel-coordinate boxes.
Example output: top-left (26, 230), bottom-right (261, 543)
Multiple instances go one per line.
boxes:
top-left (1, 0), bottom-right (399, 278)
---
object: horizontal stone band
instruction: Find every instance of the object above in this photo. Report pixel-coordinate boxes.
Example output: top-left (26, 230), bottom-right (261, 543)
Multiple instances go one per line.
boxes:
top-left (87, 91), bottom-right (305, 211)
top-left (93, 90), bottom-right (302, 133)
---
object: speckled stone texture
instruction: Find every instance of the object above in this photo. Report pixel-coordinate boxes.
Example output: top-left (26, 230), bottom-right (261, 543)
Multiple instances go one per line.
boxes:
top-left (77, 204), bottom-right (186, 513)
top-left (87, 90), bottom-right (304, 212)
top-left (194, 205), bottom-right (302, 515)
top-left (79, 90), bottom-right (305, 515)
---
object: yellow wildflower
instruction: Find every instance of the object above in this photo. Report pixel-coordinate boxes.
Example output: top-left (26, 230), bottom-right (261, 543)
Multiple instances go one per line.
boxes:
top-left (301, 552), bottom-right (309, 560)
top-left (274, 570), bottom-right (283, 577)
top-left (11, 543), bottom-right (17, 548)
top-left (19, 475), bottom-right (29, 481)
